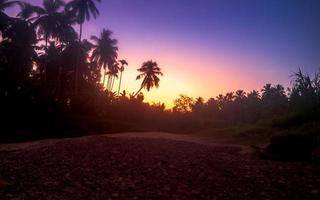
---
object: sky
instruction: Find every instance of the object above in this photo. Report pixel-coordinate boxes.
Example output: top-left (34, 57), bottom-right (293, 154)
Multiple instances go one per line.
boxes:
top-left (7, 0), bottom-right (320, 108)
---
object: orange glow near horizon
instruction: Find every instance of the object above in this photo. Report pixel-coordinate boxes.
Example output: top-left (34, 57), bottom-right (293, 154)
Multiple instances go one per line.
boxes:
top-left (6, 0), bottom-right (319, 109)
top-left (111, 39), bottom-right (291, 109)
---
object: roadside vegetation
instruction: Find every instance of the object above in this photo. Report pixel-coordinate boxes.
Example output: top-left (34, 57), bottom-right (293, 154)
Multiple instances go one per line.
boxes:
top-left (0, 0), bottom-right (319, 160)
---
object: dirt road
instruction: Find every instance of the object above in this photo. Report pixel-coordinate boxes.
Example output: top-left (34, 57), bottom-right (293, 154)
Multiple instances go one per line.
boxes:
top-left (0, 132), bottom-right (319, 199)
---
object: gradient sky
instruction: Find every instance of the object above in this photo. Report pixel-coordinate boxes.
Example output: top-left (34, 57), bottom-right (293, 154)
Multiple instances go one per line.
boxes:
top-left (7, 0), bottom-right (320, 107)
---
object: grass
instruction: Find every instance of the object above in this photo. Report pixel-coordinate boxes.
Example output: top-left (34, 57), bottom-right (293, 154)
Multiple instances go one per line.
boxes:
top-left (191, 125), bottom-right (272, 145)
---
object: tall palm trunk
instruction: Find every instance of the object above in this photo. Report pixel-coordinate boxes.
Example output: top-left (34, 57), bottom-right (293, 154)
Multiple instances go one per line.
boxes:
top-left (79, 23), bottom-right (82, 41)
top-left (74, 23), bottom-right (83, 96)
top-left (134, 86), bottom-right (143, 97)
top-left (43, 35), bottom-right (48, 84)
top-left (107, 75), bottom-right (112, 91)
top-left (102, 72), bottom-right (106, 87)
top-left (117, 71), bottom-right (123, 95)
top-left (111, 76), bottom-right (116, 91)
top-left (106, 74), bottom-right (111, 90)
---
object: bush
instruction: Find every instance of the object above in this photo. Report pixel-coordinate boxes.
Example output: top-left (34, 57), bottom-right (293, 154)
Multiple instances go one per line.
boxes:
top-left (262, 134), bottom-right (318, 161)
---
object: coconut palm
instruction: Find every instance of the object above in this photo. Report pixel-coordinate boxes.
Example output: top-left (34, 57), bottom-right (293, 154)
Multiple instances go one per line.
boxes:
top-left (135, 60), bottom-right (163, 96)
top-left (0, 18), bottom-right (37, 81)
top-left (65, 0), bottom-right (101, 42)
top-left (0, 0), bottom-right (20, 30)
top-left (54, 11), bottom-right (77, 44)
top-left (17, 2), bottom-right (42, 21)
top-left (90, 29), bottom-right (118, 89)
top-left (235, 90), bottom-right (246, 99)
top-left (33, 0), bottom-right (74, 83)
top-left (65, 0), bottom-right (101, 95)
top-left (261, 83), bottom-right (272, 99)
top-left (34, 0), bottom-right (65, 49)
top-left (106, 62), bottom-right (119, 91)
top-left (117, 59), bottom-right (128, 95)
top-left (0, 0), bottom-right (19, 13)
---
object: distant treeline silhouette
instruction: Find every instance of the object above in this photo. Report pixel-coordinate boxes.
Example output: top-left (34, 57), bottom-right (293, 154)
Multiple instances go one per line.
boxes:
top-left (0, 0), bottom-right (319, 143)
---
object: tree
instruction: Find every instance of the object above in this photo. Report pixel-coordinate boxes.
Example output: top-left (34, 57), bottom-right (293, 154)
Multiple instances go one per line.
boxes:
top-left (90, 29), bottom-right (118, 89)
top-left (65, 0), bottom-right (101, 95)
top-left (0, 0), bottom-right (19, 16)
top-left (290, 69), bottom-right (319, 111)
top-left (54, 11), bottom-right (77, 44)
top-left (261, 83), bottom-right (288, 114)
top-left (0, 0), bottom-right (19, 30)
top-left (106, 61), bottom-right (119, 91)
top-left (65, 0), bottom-right (100, 42)
top-left (17, 2), bottom-right (42, 21)
top-left (246, 90), bottom-right (262, 122)
top-left (135, 60), bottom-right (163, 96)
top-left (117, 59), bottom-right (128, 95)
top-left (234, 90), bottom-right (247, 122)
top-left (0, 18), bottom-right (37, 86)
top-left (33, 0), bottom-right (65, 83)
top-left (173, 94), bottom-right (194, 113)
top-left (34, 0), bottom-right (65, 49)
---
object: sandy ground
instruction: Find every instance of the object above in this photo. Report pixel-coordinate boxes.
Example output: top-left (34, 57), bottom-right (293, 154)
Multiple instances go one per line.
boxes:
top-left (0, 132), bottom-right (319, 199)
top-left (0, 132), bottom-right (253, 153)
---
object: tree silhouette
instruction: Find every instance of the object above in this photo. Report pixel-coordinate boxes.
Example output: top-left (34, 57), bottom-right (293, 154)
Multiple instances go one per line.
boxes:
top-left (65, 0), bottom-right (101, 94)
top-left (0, 0), bottom-right (19, 14)
top-left (0, 0), bottom-right (19, 30)
top-left (65, 0), bottom-right (100, 42)
top-left (117, 59), bottom-right (128, 95)
top-left (17, 2), bottom-right (43, 21)
top-left (135, 60), bottom-right (163, 96)
top-left (33, 0), bottom-right (65, 83)
top-left (106, 61), bottom-right (119, 91)
top-left (173, 94), bottom-right (194, 113)
top-left (90, 29), bottom-right (118, 89)
top-left (34, 0), bottom-right (65, 48)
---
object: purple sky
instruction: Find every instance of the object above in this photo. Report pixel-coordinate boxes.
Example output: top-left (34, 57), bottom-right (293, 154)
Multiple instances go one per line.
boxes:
top-left (6, 0), bottom-right (320, 106)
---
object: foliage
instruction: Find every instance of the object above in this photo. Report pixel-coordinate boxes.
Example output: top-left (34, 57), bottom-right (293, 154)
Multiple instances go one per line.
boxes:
top-left (0, 0), bottom-right (319, 147)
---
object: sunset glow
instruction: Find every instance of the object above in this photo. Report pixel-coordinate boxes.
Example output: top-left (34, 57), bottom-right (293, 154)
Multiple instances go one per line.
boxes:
top-left (8, 0), bottom-right (320, 108)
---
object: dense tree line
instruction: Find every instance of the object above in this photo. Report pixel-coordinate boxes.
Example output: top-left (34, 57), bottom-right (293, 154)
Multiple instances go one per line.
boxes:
top-left (0, 0), bottom-right (319, 143)
top-left (171, 69), bottom-right (320, 129)
top-left (0, 0), bottom-right (165, 142)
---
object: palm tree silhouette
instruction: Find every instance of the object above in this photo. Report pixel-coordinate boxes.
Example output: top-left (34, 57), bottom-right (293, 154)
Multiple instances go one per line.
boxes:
top-left (117, 59), bottom-right (128, 95)
top-left (65, 0), bottom-right (101, 42)
top-left (134, 60), bottom-right (163, 97)
top-left (261, 83), bottom-right (272, 98)
top-left (0, 0), bottom-right (19, 30)
top-left (33, 0), bottom-right (65, 83)
top-left (65, 0), bottom-right (101, 94)
top-left (17, 2), bottom-right (42, 21)
top-left (54, 11), bottom-right (77, 44)
top-left (0, 0), bottom-right (19, 14)
top-left (106, 62), bottom-right (119, 91)
top-left (235, 90), bottom-right (246, 100)
top-left (90, 29), bottom-right (118, 89)
top-left (34, 0), bottom-right (65, 49)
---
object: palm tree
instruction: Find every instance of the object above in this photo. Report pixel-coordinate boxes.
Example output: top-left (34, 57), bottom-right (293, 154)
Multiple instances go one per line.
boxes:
top-left (17, 2), bottom-right (42, 21)
top-left (34, 0), bottom-right (65, 49)
top-left (90, 29), bottom-right (118, 89)
top-left (275, 84), bottom-right (286, 97)
top-left (235, 90), bottom-right (246, 100)
top-left (0, 0), bottom-right (20, 30)
top-left (261, 83), bottom-right (272, 99)
top-left (65, 0), bottom-right (101, 42)
top-left (54, 11), bottom-right (77, 44)
top-left (65, 0), bottom-right (101, 95)
top-left (0, 0), bottom-right (19, 14)
top-left (117, 59), bottom-right (128, 95)
top-left (134, 60), bottom-right (163, 96)
top-left (33, 0), bottom-right (66, 83)
top-left (106, 62), bottom-right (119, 91)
